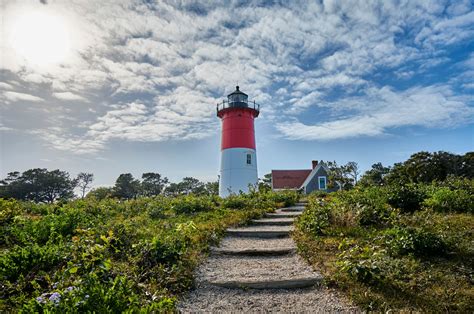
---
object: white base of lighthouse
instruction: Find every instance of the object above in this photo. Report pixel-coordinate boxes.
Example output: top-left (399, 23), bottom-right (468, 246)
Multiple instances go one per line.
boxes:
top-left (219, 147), bottom-right (258, 197)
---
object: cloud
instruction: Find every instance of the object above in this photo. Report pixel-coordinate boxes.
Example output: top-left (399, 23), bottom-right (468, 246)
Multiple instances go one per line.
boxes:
top-left (276, 85), bottom-right (473, 140)
top-left (0, 123), bottom-right (13, 131)
top-left (52, 91), bottom-right (87, 101)
top-left (2, 91), bottom-right (44, 103)
top-left (1, 0), bottom-right (473, 153)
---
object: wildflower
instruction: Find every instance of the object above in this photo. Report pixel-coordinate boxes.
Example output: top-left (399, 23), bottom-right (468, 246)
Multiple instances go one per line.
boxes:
top-left (49, 292), bottom-right (61, 305)
top-left (85, 294), bottom-right (90, 299)
top-left (65, 286), bottom-right (76, 293)
top-left (36, 296), bottom-right (45, 303)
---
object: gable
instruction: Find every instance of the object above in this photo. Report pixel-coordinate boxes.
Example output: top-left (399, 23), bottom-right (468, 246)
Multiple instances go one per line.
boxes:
top-left (271, 169), bottom-right (311, 189)
top-left (300, 163), bottom-right (330, 189)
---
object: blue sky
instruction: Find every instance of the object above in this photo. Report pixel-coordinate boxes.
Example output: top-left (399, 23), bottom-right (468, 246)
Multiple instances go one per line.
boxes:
top-left (1, 0), bottom-right (473, 187)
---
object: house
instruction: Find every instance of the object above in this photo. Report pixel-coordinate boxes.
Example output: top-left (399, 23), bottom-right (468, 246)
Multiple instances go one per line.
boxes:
top-left (271, 160), bottom-right (331, 194)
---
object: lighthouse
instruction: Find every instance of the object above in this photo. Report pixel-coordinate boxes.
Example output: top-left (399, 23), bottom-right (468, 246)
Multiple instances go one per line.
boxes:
top-left (217, 86), bottom-right (260, 197)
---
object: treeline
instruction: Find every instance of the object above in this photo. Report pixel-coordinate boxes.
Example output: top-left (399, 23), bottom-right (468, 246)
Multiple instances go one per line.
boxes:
top-left (319, 151), bottom-right (473, 190)
top-left (0, 170), bottom-right (218, 203)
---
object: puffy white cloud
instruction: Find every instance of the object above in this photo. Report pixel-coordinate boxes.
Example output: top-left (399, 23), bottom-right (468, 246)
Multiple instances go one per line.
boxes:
top-left (2, 91), bottom-right (44, 103)
top-left (52, 92), bottom-right (87, 101)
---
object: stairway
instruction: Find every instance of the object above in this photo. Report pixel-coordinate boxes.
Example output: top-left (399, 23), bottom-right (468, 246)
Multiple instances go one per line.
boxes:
top-left (178, 201), bottom-right (358, 312)
top-left (202, 201), bottom-right (323, 290)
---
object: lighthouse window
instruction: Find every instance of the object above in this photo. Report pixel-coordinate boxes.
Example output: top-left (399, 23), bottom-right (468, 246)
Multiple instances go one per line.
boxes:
top-left (246, 154), bottom-right (252, 165)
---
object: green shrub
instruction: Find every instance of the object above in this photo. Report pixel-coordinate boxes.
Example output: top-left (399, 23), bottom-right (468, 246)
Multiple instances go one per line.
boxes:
top-left (340, 188), bottom-right (394, 226)
top-left (382, 226), bottom-right (447, 256)
top-left (268, 190), bottom-right (299, 206)
top-left (423, 187), bottom-right (473, 213)
top-left (0, 243), bottom-right (63, 282)
top-left (387, 184), bottom-right (426, 213)
top-left (0, 199), bottom-right (22, 226)
top-left (138, 235), bottom-right (187, 268)
top-left (221, 195), bottom-right (250, 209)
top-left (336, 243), bottom-right (383, 284)
top-left (297, 200), bottom-right (331, 236)
top-left (172, 195), bottom-right (215, 214)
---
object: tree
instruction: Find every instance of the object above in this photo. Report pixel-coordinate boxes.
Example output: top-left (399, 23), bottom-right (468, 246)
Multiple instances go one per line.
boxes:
top-left (164, 183), bottom-right (181, 196)
top-left (359, 162), bottom-right (391, 186)
top-left (163, 177), bottom-right (206, 196)
top-left (326, 161), bottom-right (354, 190)
top-left (113, 173), bottom-right (140, 199)
top-left (86, 187), bottom-right (113, 200)
top-left (179, 177), bottom-right (205, 195)
top-left (141, 172), bottom-right (169, 196)
top-left (203, 181), bottom-right (219, 195)
top-left (258, 173), bottom-right (272, 192)
top-left (0, 168), bottom-right (76, 203)
top-left (346, 162), bottom-right (360, 185)
top-left (385, 151), bottom-right (469, 184)
top-left (77, 172), bottom-right (94, 198)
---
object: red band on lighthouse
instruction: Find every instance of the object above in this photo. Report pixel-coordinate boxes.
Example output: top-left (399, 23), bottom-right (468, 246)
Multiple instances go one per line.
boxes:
top-left (220, 108), bottom-right (256, 150)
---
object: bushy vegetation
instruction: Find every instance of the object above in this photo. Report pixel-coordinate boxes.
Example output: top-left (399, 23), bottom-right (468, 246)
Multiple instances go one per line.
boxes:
top-left (295, 177), bottom-right (474, 313)
top-left (0, 190), bottom-right (290, 312)
top-left (295, 151), bottom-right (473, 312)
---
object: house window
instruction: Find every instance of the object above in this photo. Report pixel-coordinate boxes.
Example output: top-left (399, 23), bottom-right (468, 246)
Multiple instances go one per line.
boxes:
top-left (246, 153), bottom-right (252, 165)
top-left (318, 176), bottom-right (326, 190)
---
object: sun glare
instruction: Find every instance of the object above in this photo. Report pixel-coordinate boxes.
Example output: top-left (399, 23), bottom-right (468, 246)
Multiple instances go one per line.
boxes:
top-left (9, 11), bottom-right (71, 66)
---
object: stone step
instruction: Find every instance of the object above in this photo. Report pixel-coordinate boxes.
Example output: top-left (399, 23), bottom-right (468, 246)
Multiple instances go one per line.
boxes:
top-left (226, 229), bottom-right (290, 238)
top-left (280, 207), bottom-right (305, 212)
top-left (265, 212), bottom-right (301, 219)
top-left (217, 237), bottom-right (296, 251)
top-left (251, 218), bottom-right (294, 226)
top-left (211, 247), bottom-right (296, 256)
top-left (207, 277), bottom-right (322, 290)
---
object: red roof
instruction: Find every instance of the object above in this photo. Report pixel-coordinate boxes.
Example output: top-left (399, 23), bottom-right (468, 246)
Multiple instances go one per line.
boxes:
top-left (271, 169), bottom-right (311, 189)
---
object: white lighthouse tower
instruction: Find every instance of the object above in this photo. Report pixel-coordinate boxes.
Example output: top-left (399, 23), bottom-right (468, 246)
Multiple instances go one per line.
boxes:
top-left (217, 86), bottom-right (260, 197)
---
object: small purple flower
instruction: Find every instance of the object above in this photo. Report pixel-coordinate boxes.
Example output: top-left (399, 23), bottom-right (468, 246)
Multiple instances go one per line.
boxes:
top-left (65, 286), bottom-right (76, 293)
top-left (85, 294), bottom-right (89, 299)
top-left (49, 292), bottom-right (61, 305)
top-left (36, 296), bottom-right (45, 303)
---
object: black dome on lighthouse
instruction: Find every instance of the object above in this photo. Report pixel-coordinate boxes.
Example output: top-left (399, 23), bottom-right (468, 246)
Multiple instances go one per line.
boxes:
top-left (227, 85), bottom-right (248, 97)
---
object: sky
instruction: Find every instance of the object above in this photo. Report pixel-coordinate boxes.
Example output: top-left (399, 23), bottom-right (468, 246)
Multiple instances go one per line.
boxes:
top-left (0, 0), bottom-right (473, 187)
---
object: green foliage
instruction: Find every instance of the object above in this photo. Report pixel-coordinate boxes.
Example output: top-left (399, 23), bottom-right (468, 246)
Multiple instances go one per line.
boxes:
top-left (297, 199), bottom-right (331, 236)
top-left (221, 194), bottom-right (250, 209)
top-left (387, 183), bottom-right (426, 213)
top-left (295, 176), bottom-right (474, 312)
top-left (113, 173), bottom-right (140, 199)
top-left (266, 190), bottom-right (299, 206)
top-left (0, 191), bottom-right (276, 312)
top-left (336, 243), bottom-right (383, 284)
top-left (0, 169), bottom-right (76, 203)
top-left (171, 195), bottom-right (216, 214)
top-left (358, 162), bottom-right (391, 187)
top-left (141, 172), bottom-right (169, 196)
top-left (338, 187), bottom-right (395, 226)
top-left (424, 187), bottom-right (474, 213)
top-left (86, 187), bottom-right (114, 200)
top-left (382, 227), bottom-right (447, 256)
top-left (1, 243), bottom-right (63, 282)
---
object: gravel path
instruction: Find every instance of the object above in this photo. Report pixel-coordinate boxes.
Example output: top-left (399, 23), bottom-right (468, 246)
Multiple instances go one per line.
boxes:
top-left (179, 284), bottom-right (358, 313)
top-left (178, 203), bottom-right (358, 312)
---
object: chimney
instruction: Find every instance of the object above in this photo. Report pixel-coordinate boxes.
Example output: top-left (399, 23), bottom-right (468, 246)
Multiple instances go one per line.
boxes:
top-left (312, 160), bottom-right (318, 169)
